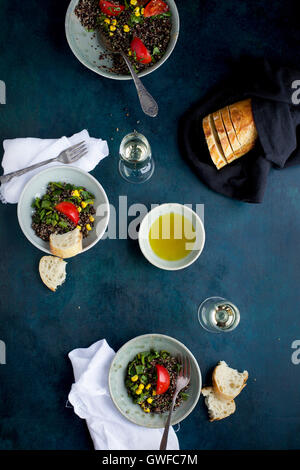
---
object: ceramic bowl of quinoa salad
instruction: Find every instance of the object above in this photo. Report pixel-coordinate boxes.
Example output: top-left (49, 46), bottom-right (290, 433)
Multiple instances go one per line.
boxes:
top-left (17, 166), bottom-right (110, 255)
top-left (109, 334), bottom-right (201, 428)
top-left (65, 0), bottom-right (179, 80)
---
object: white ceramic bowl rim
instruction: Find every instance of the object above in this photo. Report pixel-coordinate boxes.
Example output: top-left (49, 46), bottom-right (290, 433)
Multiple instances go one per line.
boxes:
top-left (17, 165), bottom-right (110, 255)
top-left (138, 203), bottom-right (205, 271)
top-left (108, 333), bottom-right (202, 427)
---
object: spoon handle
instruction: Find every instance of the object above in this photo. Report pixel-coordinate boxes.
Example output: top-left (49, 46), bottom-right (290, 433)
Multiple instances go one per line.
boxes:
top-left (121, 52), bottom-right (158, 118)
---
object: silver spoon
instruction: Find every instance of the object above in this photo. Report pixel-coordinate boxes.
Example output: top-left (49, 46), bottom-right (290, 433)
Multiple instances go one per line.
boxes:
top-left (97, 31), bottom-right (158, 118)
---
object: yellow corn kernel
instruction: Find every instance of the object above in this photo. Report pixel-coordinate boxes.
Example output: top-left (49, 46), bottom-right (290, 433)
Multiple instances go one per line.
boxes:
top-left (152, 390), bottom-right (157, 396)
top-left (131, 375), bottom-right (138, 382)
top-left (135, 389), bottom-right (142, 395)
top-left (77, 206), bottom-right (82, 213)
top-left (144, 407), bottom-right (150, 413)
top-left (76, 225), bottom-right (81, 231)
top-left (138, 384), bottom-right (144, 390)
top-left (134, 7), bottom-right (140, 16)
top-left (111, 19), bottom-right (117, 25)
top-left (141, 8), bottom-right (145, 14)
top-left (109, 32), bottom-right (114, 36)
top-left (89, 215), bottom-right (95, 222)
top-left (71, 189), bottom-right (80, 197)
top-left (130, 0), bottom-right (137, 5)
top-left (145, 384), bottom-right (151, 390)
top-left (104, 18), bottom-right (110, 24)
top-left (128, 50), bottom-right (132, 56)
top-left (81, 201), bottom-right (87, 208)
top-left (110, 25), bottom-right (116, 32)
top-left (123, 25), bottom-right (130, 32)
top-left (86, 224), bottom-right (92, 231)
top-left (147, 398), bottom-right (153, 404)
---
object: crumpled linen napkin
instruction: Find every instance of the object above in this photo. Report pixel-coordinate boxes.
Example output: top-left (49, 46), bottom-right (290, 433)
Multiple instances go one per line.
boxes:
top-left (0, 129), bottom-right (109, 204)
top-left (68, 339), bottom-right (179, 451)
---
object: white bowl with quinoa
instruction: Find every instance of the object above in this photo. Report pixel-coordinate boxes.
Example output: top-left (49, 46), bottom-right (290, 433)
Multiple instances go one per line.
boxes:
top-left (65, 0), bottom-right (180, 80)
top-left (109, 333), bottom-right (202, 428)
top-left (17, 166), bottom-right (110, 255)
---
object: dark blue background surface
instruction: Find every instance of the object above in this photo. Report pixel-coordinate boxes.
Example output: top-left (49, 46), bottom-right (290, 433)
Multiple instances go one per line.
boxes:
top-left (0, 0), bottom-right (300, 450)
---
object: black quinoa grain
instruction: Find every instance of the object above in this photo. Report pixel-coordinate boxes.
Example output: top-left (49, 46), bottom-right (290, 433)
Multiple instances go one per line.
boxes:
top-left (75, 0), bottom-right (172, 75)
top-left (31, 183), bottom-right (96, 241)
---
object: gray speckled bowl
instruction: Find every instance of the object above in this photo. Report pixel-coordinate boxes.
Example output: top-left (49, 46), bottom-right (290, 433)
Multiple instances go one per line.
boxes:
top-left (65, 0), bottom-right (180, 80)
top-left (17, 166), bottom-right (109, 255)
top-left (109, 334), bottom-right (201, 428)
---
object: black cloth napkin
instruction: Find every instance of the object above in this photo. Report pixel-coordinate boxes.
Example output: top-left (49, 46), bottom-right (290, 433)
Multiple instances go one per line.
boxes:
top-left (179, 60), bottom-right (300, 203)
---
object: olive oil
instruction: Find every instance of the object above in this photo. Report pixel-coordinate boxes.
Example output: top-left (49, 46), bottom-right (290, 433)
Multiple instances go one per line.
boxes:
top-left (149, 212), bottom-right (196, 261)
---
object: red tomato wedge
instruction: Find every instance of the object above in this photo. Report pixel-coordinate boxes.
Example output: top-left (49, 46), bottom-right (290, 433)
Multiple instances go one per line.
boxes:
top-left (131, 37), bottom-right (152, 64)
top-left (99, 0), bottom-right (125, 16)
top-left (144, 0), bottom-right (169, 17)
top-left (155, 364), bottom-right (170, 395)
top-left (55, 202), bottom-right (79, 226)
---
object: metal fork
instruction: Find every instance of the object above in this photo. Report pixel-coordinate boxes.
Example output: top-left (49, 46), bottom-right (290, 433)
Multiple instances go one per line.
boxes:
top-left (0, 141), bottom-right (88, 184)
top-left (159, 355), bottom-right (191, 450)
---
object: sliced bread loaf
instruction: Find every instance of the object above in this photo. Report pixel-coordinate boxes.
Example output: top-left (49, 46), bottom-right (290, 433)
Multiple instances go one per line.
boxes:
top-left (212, 361), bottom-right (248, 400)
top-left (229, 99), bottom-right (257, 155)
top-left (213, 110), bottom-right (233, 162)
top-left (39, 256), bottom-right (67, 292)
top-left (220, 106), bottom-right (243, 162)
top-left (202, 386), bottom-right (236, 422)
top-left (202, 115), bottom-right (227, 170)
top-left (50, 228), bottom-right (82, 259)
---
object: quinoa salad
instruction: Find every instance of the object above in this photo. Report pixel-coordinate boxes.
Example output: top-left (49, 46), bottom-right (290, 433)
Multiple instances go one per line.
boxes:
top-left (31, 182), bottom-right (96, 241)
top-left (125, 350), bottom-right (189, 414)
top-left (75, 0), bottom-right (172, 75)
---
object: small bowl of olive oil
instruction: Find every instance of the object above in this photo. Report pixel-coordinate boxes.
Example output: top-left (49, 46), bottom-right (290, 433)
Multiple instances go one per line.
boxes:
top-left (138, 203), bottom-right (205, 270)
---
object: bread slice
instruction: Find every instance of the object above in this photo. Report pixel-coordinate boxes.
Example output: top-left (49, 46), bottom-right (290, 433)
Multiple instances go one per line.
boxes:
top-left (212, 361), bottom-right (248, 400)
top-left (39, 256), bottom-right (67, 292)
top-left (50, 228), bottom-right (82, 259)
top-left (229, 99), bottom-right (257, 155)
top-left (213, 110), bottom-right (233, 162)
top-left (202, 386), bottom-right (236, 422)
top-left (220, 106), bottom-right (244, 163)
top-left (202, 115), bottom-right (227, 170)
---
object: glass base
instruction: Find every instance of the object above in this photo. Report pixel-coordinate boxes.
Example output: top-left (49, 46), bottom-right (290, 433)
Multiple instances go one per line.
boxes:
top-left (198, 297), bottom-right (225, 333)
top-left (119, 158), bottom-right (155, 184)
top-left (198, 296), bottom-right (240, 333)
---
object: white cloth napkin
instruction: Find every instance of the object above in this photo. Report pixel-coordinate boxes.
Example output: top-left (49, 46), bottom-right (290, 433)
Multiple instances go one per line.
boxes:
top-left (0, 129), bottom-right (109, 204)
top-left (68, 339), bottom-right (179, 451)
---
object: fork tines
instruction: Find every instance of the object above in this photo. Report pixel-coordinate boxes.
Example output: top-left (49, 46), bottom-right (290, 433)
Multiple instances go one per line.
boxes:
top-left (179, 355), bottom-right (191, 380)
top-left (68, 141), bottom-right (88, 162)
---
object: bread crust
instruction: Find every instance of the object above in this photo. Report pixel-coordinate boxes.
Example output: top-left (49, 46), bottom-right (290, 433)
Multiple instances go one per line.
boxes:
top-left (202, 386), bottom-right (236, 422)
top-left (212, 364), bottom-right (249, 401)
top-left (229, 99), bottom-right (257, 154)
top-left (39, 256), bottom-right (66, 291)
top-left (50, 229), bottom-right (83, 259)
top-left (220, 106), bottom-right (244, 162)
top-left (202, 115), bottom-right (227, 170)
top-left (213, 110), bottom-right (233, 161)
